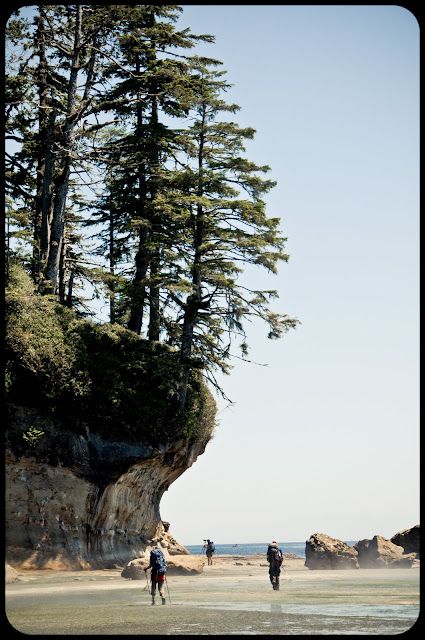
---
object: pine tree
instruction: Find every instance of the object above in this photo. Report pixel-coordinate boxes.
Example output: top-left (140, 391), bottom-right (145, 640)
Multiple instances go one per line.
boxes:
top-left (6, 6), bottom-right (121, 297)
top-left (94, 5), bottom-right (213, 337)
top-left (171, 58), bottom-right (299, 405)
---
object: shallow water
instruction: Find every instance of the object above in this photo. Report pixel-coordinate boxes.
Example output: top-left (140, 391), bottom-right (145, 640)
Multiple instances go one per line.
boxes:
top-left (195, 601), bottom-right (418, 619)
top-left (6, 566), bottom-right (419, 635)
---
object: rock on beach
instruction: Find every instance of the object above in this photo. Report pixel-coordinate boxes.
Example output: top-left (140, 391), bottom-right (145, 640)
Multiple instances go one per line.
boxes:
top-left (6, 563), bottom-right (20, 584)
top-left (305, 533), bottom-right (359, 570)
top-left (355, 535), bottom-right (416, 568)
top-left (122, 553), bottom-right (205, 578)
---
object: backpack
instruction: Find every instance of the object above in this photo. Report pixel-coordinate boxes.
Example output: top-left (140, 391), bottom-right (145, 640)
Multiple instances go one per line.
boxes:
top-left (207, 541), bottom-right (215, 553)
top-left (267, 546), bottom-right (281, 566)
top-left (150, 548), bottom-right (166, 572)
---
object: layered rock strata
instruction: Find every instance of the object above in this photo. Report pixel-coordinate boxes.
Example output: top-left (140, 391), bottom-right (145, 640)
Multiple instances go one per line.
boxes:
top-left (6, 404), bottom-right (210, 570)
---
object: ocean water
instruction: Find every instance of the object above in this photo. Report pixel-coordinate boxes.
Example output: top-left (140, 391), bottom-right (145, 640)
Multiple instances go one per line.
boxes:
top-left (186, 541), bottom-right (358, 558)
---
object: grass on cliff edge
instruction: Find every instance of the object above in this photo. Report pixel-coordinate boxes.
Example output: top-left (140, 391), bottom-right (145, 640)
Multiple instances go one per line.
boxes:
top-left (5, 264), bottom-right (216, 446)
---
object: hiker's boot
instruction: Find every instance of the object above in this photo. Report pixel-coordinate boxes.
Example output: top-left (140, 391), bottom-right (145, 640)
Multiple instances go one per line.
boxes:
top-left (151, 596), bottom-right (156, 605)
top-left (161, 596), bottom-right (166, 605)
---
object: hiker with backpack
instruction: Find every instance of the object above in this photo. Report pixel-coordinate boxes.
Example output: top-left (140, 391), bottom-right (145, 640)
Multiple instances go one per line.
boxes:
top-left (144, 545), bottom-right (167, 605)
top-left (204, 539), bottom-right (215, 565)
top-left (266, 540), bottom-right (284, 591)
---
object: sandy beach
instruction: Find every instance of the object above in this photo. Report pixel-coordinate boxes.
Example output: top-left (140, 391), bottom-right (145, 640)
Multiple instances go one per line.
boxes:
top-left (6, 555), bottom-right (419, 635)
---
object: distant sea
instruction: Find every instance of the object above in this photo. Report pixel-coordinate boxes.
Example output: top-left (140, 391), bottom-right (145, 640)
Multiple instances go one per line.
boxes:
top-left (186, 541), bottom-right (358, 559)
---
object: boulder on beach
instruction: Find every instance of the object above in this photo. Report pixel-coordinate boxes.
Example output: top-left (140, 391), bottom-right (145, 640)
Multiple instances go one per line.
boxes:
top-left (390, 525), bottom-right (420, 558)
top-left (355, 535), bottom-right (416, 568)
top-left (6, 563), bottom-right (20, 584)
top-left (305, 533), bottom-right (359, 570)
top-left (122, 553), bottom-right (204, 578)
top-left (121, 563), bottom-right (146, 580)
top-left (164, 554), bottom-right (205, 574)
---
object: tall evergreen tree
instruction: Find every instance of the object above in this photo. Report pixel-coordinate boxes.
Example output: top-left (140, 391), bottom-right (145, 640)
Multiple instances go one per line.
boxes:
top-left (94, 5), bottom-right (213, 337)
top-left (170, 59), bottom-right (299, 405)
top-left (6, 6), bottom-right (121, 297)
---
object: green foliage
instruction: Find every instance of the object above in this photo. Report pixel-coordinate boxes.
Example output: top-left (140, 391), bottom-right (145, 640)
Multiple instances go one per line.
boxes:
top-left (6, 263), bottom-right (85, 404)
top-left (22, 426), bottom-right (45, 448)
top-left (6, 264), bottom-right (216, 445)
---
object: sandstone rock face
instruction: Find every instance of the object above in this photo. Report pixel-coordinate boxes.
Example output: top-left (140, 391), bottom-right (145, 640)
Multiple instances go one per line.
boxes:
top-left (6, 404), bottom-right (210, 570)
top-left (155, 531), bottom-right (189, 556)
top-left (305, 533), bottom-right (359, 570)
top-left (355, 535), bottom-right (416, 568)
top-left (391, 525), bottom-right (420, 557)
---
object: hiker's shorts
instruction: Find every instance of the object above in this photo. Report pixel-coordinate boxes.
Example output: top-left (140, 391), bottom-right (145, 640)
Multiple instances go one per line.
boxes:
top-left (151, 571), bottom-right (166, 583)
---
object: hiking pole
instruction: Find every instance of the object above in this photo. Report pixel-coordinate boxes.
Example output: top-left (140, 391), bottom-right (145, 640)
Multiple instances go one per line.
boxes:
top-left (144, 568), bottom-right (150, 592)
top-left (165, 575), bottom-right (172, 606)
top-left (281, 563), bottom-right (291, 582)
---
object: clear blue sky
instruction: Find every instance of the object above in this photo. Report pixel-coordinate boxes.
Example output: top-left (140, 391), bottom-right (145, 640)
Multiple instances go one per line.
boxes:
top-left (160, 5), bottom-right (419, 544)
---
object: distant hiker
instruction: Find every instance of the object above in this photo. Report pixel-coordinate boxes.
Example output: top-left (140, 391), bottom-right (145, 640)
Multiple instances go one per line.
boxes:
top-left (204, 539), bottom-right (216, 565)
top-left (266, 540), bottom-right (283, 590)
top-left (144, 546), bottom-right (167, 605)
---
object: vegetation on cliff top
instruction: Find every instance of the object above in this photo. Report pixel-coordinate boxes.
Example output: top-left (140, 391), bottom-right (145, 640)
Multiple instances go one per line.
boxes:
top-left (6, 264), bottom-right (216, 445)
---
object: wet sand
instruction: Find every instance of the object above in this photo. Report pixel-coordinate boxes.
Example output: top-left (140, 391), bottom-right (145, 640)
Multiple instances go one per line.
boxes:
top-left (6, 555), bottom-right (419, 635)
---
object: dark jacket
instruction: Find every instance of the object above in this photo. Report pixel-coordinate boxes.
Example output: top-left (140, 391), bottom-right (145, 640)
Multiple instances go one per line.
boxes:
top-left (267, 543), bottom-right (283, 567)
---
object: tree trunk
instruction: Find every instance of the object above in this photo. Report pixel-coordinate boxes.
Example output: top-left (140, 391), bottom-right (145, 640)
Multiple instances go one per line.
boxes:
top-left (146, 16), bottom-right (161, 342)
top-left (147, 93), bottom-right (161, 340)
top-left (39, 107), bottom-right (57, 281)
top-left (109, 204), bottom-right (116, 323)
top-left (148, 256), bottom-right (160, 341)
top-left (43, 5), bottom-right (82, 294)
top-left (127, 56), bottom-right (150, 335)
top-left (66, 270), bottom-right (74, 307)
top-left (58, 235), bottom-right (67, 303)
top-left (44, 168), bottom-right (70, 293)
top-left (127, 229), bottom-right (150, 334)
top-left (179, 106), bottom-right (206, 408)
top-left (33, 7), bottom-right (48, 283)
top-left (179, 301), bottom-right (197, 408)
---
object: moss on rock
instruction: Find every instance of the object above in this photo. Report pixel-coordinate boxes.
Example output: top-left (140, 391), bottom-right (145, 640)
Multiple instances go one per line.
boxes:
top-left (6, 264), bottom-right (216, 446)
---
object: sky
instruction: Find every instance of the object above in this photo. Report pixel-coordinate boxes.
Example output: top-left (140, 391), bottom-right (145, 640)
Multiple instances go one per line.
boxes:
top-left (159, 5), bottom-right (420, 545)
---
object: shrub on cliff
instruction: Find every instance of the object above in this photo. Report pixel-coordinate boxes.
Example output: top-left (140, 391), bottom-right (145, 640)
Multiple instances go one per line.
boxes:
top-left (6, 264), bottom-right (216, 445)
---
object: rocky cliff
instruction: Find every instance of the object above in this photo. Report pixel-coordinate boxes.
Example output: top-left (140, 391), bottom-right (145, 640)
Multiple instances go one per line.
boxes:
top-left (6, 404), bottom-right (211, 570)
